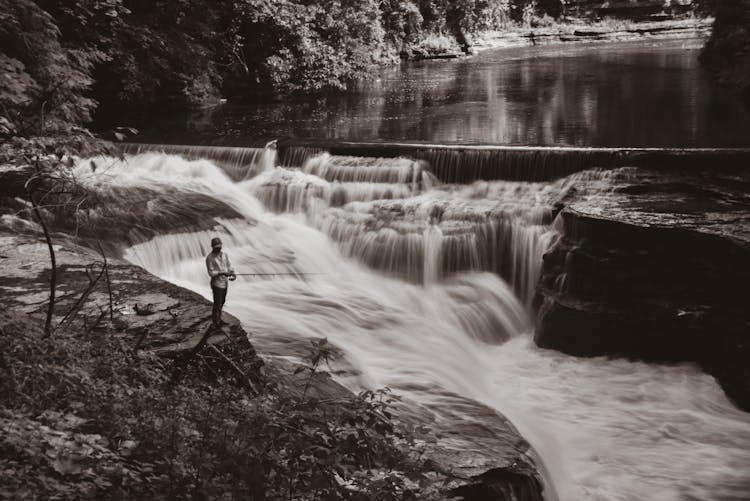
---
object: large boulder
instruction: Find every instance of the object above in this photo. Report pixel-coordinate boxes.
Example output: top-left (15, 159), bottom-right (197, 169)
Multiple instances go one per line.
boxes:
top-left (535, 168), bottom-right (750, 411)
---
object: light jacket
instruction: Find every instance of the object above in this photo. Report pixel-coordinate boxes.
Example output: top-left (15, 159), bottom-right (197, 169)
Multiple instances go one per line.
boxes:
top-left (206, 250), bottom-right (234, 289)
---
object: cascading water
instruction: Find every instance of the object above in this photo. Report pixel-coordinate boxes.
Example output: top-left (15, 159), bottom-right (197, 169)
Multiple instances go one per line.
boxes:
top-left (121, 143), bottom-right (276, 181)
top-left (77, 146), bottom-right (750, 501)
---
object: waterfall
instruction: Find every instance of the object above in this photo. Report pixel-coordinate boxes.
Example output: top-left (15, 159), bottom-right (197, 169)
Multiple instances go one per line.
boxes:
top-left (125, 141), bottom-right (750, 185)
top-left (302, 154), bottom-right (424, 185)
top-left (415, 147), bottom-right (625, 183)
top-left (97, 147), bottom-right (585, 303)
top-left (423, 224), bottom-right (443, 285)
top-left (276, 140), bottom-right (750, 182)
top-left (79, 149), bottom-right (750, 501)
top-left (278, 145), bottom-right (328, 168)
top-left (121, 143), bottom-right (276, 181)
top-left (279, 142), bottom-right (627, 181)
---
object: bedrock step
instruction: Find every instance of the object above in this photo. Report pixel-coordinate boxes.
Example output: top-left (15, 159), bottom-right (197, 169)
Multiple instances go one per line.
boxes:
top-left (535, 207), bottom-right (750, 411)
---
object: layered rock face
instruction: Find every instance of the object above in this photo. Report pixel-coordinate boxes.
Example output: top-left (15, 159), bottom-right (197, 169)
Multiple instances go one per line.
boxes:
top-left (535, 168), bottom-right (750, 410)
top-left (701, 0), bottom-right (750, 105)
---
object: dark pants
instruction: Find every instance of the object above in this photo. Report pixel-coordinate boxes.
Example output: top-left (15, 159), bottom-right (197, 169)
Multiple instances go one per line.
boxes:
top-left (211, 285), bottom-right (228, 325)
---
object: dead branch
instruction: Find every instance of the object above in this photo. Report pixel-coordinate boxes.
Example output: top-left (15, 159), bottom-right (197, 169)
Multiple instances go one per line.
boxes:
top-left (169, 324), bottom-right (218, 386)
top-left (58, 262), bottom-right (105, 330)
top-left (13, 200), bottom-right (89, 217)
top-left (97, 241), bottom-right (114, 321)
top-left (28, 190), bottom-right (56, 338)
top-left (206, 344), bottom-right (259, 396)
top-left (85, 308), bottom-right (108, 335)
top-left (131, 327), bottom-right (150, 355)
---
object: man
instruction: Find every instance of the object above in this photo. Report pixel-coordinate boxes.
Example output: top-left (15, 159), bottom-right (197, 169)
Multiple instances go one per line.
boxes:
top-left (205, 237), bottom-right (236, 326)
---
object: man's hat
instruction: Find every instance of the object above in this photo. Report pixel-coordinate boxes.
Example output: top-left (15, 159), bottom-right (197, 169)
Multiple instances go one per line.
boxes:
top-left (211, 237), bottom-right (222, 249)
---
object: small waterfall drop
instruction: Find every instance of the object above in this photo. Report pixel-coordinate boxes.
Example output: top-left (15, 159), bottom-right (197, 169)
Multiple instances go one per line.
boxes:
top-left (77, 148), bottom-right (750, 501)
top-left (121, 143), bottom-right (276, 181)
top-left (423, 224), bottom-right (443, 285)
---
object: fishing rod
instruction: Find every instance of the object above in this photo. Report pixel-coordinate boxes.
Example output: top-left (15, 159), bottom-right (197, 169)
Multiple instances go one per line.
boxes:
top-left (223, 272), bottom-right (327, 277)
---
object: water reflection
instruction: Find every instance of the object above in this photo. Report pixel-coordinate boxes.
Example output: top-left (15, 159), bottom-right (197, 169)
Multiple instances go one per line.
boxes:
top-left (151, 39), bottom-right (750, 147)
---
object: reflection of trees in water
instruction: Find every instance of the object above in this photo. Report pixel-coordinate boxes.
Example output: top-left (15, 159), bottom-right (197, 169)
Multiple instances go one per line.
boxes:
top-left (173, 44), bottom-right (750, 146)
top-left (393, 47), bottom-right (750, 146)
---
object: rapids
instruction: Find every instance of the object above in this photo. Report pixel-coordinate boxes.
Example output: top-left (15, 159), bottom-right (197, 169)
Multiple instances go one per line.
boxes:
top-left (76, 148), bottom-right (750, 501)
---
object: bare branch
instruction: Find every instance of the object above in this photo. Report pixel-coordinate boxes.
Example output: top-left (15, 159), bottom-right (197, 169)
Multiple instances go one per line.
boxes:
top-left (28, 190), bottom-right (56, 338)
top-left (58, 262), bottom-right (105, 330)
top-left (206, 344), bottom-right (260, 396)
top-left (97, 241), bottom-right (114, 322)
top-left (170, 324), bottom-right (218, 386)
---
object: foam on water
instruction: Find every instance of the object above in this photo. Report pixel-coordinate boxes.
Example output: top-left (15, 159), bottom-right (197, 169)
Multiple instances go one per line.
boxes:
top-left (79, 151), bottom-right (750, 501)
top-left (121, 143), bottom-right (276, 181)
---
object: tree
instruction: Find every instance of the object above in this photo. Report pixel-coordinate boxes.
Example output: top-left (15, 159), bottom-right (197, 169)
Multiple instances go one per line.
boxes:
top-left (0, 0), bottom-right (105, 133)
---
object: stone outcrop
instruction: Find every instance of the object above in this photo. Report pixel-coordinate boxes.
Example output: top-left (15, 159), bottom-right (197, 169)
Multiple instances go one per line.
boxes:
top-left (0, 225), bottom-right (260, 363)
top-left (535, 168), bottom-right (750, 411)
top-left (0, 165), bottom-right (244, 255)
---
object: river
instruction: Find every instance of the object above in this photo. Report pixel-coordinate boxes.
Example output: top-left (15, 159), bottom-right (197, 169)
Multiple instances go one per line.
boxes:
top-left (83, 39), bottom-right (750, 500)
top-left (140, 39), bottom-right (750, 147)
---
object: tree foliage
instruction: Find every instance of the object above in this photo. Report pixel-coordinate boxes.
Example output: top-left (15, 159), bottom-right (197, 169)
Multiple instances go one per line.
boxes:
top-left (0, 0), bottom-right (106, 133)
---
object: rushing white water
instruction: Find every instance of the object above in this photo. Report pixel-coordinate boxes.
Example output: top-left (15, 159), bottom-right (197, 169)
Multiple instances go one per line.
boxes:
top-left (77, 151), bottom-right (750, 501)
top-left (122, 143), bottom-right (276, 181)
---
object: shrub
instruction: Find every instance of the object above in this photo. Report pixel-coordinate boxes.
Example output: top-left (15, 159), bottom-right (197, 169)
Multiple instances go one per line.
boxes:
top-left (0, 312), bottom-right (451, 500)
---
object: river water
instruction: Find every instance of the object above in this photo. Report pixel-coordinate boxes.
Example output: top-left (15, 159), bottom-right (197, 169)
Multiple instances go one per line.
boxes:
top-left (71, 146), bottom-right (750, 501)
top-left (82, 39), bottom-right (750, 500)
top-left (142, 39), bottom-right (750, 147)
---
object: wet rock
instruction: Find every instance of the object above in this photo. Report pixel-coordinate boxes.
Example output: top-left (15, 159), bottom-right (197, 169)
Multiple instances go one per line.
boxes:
top-left (0, 163), bottom-right (244, 252)
top-left (451, 466), bottom-right (543, 501)
top-left (288, 368), bottom-right (546, 499)
top-left (536, 169), bottom-right (750, 411)
top-left (267, 351), bottom-right (546, 500)
top-left (0, 228), bottom-right (251, 359)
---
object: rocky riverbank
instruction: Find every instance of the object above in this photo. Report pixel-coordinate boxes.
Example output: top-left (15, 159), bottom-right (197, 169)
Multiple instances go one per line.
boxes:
top-left (470, 18), bottom-right (712, 53)
top-left (535, 167), bottom-right (750, 411)
top-left (407, 17), bottom-right (713, 61)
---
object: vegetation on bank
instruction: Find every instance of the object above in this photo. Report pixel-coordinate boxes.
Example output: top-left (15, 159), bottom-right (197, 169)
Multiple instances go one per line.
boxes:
top-left (0, 308), bottom-right (453, 500)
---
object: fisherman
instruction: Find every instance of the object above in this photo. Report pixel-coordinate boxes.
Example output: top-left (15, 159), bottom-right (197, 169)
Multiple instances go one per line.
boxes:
top-left (205, 237), bottom-right (236, 326)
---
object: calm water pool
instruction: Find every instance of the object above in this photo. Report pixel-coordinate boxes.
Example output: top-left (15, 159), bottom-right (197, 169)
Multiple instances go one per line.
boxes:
top-left (141, 38), bottom-right (750, 147)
